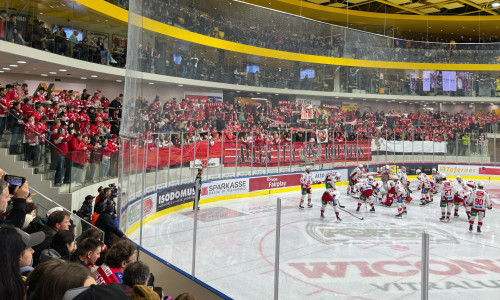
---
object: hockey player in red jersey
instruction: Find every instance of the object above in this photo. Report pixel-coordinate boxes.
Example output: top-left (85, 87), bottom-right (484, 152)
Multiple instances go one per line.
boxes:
top-left (299, 166), bottom-right (315, 208)
top-left (355, 178), bottom-right (376, 213)
top-left (439, 174), bottom-right (456, 222)
top-left (468, 181), bottom-right (492, 233)
top-left (321, 189), bottom-right (342, 221)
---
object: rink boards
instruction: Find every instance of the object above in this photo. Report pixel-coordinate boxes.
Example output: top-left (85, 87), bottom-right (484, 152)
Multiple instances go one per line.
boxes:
top-left (124, 165), bottom-right (500, 299)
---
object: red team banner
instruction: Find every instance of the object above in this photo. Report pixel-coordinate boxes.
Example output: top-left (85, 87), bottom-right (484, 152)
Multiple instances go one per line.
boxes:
top-left (122, 140), bottom-right (372, 172)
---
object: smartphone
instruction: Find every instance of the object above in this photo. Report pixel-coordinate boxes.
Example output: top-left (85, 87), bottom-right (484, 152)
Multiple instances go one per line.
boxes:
top-left (5, 175), bottom-right (26, 195)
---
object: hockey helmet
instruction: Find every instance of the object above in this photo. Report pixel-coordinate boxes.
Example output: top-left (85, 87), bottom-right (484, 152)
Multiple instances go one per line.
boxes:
top-left (368, 175), bottom-right (374, 181)
top-left (358, 163), bottom-right (364, 169)
top-left (466, 181), bottom-right (477, 190)
top-left (416, 169), bottom-right (421, 175)
top-left (335, 172), bottom-right (341, 179)
top-left (432, 168), bottom-right (437, 174)
top-left (478, 181), bottom-right (485, 189)
top-left (305, 166), bottom-right (311, 173)
top-left (456, 175), bottom-right (462, 182)
top-left (400, 166), bottom-right (406, 173)
top-left (385, 165), bottom-right (390, 169)
top-left (392, 174), bottom-right (399, 181)
top-left (441, 173), bottom-right (446, 180)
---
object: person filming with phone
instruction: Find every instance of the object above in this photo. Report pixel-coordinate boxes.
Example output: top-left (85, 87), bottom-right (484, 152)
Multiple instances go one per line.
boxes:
top-left (0, 168), bottom-right (31, 229)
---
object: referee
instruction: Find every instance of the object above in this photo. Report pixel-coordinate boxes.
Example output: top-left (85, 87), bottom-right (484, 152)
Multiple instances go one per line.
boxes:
top-left (193, 168), bottom-right (203, 210)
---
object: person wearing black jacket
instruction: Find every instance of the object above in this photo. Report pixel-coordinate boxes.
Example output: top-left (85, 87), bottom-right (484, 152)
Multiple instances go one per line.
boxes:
top-left (0, 175), bottom-right (30, 229)
top-left (94, 202), bottom-right (126, 247)
top-left (75, 195), bottom-right (94, 232)
top-left (8, 101), bottom-right (23, 154)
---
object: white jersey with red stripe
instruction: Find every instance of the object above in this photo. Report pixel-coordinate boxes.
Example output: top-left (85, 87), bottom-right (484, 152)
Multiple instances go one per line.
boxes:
top-left (455, 189), bottom-right (471, 205)
top-left (325, 174), bottom-right (339, 189)
top-left (301, 172), bottom-right (314, 188)
top-left (457, 179), bottom-right (468, 191)
top-left (399, 171), bottom-right (408, 186)
top-left (439, 180), bottom-right (456, 201)
top-left (395, 182), bottom-right (408, 198)
top-left (350, 167), bottom-right (363, 181)
top-left (387, 180), bottom-right (398, 195)
top-left (468, 189), bottom-right (491, 211)
top-left (433, 171), bottom-right (444, 184)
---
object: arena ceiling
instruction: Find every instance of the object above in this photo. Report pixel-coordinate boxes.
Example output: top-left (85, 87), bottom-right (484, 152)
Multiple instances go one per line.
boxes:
top-left (304, 0), bottom-right (500, 16)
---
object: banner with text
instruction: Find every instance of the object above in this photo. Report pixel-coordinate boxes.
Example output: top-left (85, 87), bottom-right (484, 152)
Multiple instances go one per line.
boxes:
top-left (372, 139), bottom-right (447, 153)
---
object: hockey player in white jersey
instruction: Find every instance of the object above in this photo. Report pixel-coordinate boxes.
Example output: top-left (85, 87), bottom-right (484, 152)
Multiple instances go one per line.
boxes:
top-left (432, 168), bottom-right (444, 196)
top-left (438, 174), bottom-right (456, 222)
top-left (321, 188), bottom-right (342, 221)
top-left (382, 174), bottom-right (398, 207)
top-left (348, 164), bottom-right (364, 195)
top-left (417, 169), bottom-right (434, 206)
top-left (378, 165), bottom-right (392, 203)
top-left (468, 181), bottom-right (492, 233)
top-left (324, 172), bottom-right (345, 208)
top-left (299, 166), bottom-right (315, 208)
top-left (394, 176), bottom-right (409, 218)
top-left (454, 188), bottom-right (471, 219)
top-left (355, 177), bottom-right (376, 213)
top-left (399, 166), bottom-right (412, 202)
top-left (456, 175), bottom-right (468, 190)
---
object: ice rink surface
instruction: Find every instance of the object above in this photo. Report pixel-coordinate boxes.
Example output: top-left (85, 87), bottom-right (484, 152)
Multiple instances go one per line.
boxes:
top-left (130, 181), bottom-right (500, 299)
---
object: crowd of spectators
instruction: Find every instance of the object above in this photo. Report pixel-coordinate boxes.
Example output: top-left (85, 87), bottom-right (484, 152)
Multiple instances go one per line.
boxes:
top-left (0, 82), bottom-right (122, 187)
top-left (131, 95), bottom-right (496, 158)
top-left (0, 169), bottom-right (197, 300)
top-left (107, 0), bottom-right (500, 64)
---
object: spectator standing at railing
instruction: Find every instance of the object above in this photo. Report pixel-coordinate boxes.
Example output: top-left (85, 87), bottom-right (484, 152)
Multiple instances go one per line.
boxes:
top-left (51, 127), bottom-right (73, 186)
top-left (8, 101), bottom-right (23, 154)
top-left (0, 86), bottom-right (11, 141)
top-left (76, 195), bottom-right (94, 232)
top-left (461, 134), bottom-right (469, 156)
top-left (54, 25), bottom-right (68, 56)
top-left (33, 115), bottom-right (48, 167)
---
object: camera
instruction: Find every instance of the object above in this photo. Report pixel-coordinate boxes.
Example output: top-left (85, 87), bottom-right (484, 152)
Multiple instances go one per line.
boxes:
top-left (109, 183), bottom-right (118, 199)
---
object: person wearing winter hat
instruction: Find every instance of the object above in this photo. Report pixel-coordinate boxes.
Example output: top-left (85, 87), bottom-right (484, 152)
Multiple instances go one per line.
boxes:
top-left (131, 285), bottom-right (160, 300)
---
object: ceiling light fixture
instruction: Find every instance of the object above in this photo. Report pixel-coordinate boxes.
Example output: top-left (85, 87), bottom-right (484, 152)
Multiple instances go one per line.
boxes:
top-left (116, 79), bottom-right (122, 82)
top-left (16, 60), bottom-right (27, 64)
top-left (80, 77), bottom-right (87, 80)
top-left (41, 74), bottom-right (48, 77)
top-left (49, 72), bottom-right (57, 74)
top-left (2, 67), bottom-right (10, 70)
top-left (0, 71), bottom-right (4, 73)
top-left (90, 75), bottom-right (98, 78)
top-left (58, 69), bottom-right (67, 72)
top-left (178, 84), bottom-right (183, 87)
top-left (148, 82), bottom-right (154, 85)
top-left (9, 64), bottom-right (18, 67)
top-left (492, 2), bottom-right (500, 8)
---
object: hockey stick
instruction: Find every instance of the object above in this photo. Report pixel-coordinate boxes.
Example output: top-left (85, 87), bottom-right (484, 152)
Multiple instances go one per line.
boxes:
top-left (339, 207), bottom-right (364, 220)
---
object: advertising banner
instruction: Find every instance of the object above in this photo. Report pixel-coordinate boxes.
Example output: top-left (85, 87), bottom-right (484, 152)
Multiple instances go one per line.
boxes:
top-left (372, 139), bottom-right (447, 153)
top-left (189, 158), bottom-right (220, 168)
top-left (438, 165), bottom-right (500, 177)
top-left (157, 185), bottom-right (196, 211)
top-left (200, 178), bottom-right (249, 199)
top-left (122, 140), bottom-right (371, 171)
top-left (223, 141), bottom-right (372, 167)
top-left (184, 91), bottom-right (223, 103)
top-left (249, 174), bottom-right (301, 192)
top-left (126, 193), bottom-right (157, 227)
top-left (423, 71), bottom-right (431, 91)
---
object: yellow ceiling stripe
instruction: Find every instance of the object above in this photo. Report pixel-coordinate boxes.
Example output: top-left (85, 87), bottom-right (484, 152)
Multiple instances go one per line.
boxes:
top-left (73, 0), bottom-right (500, 71)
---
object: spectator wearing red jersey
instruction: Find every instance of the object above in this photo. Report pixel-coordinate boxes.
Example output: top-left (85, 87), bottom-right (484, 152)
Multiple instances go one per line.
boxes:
top-left (32, 103), bottom-right (45, 123)
top-left (51, 127), bottom-right (73, 186)
top-left (67, 133), bottom-right (88, 185)
top-left (0, 86), bottom-right (11, 141)
top-left (33, 116), bottom-right (48, 167)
